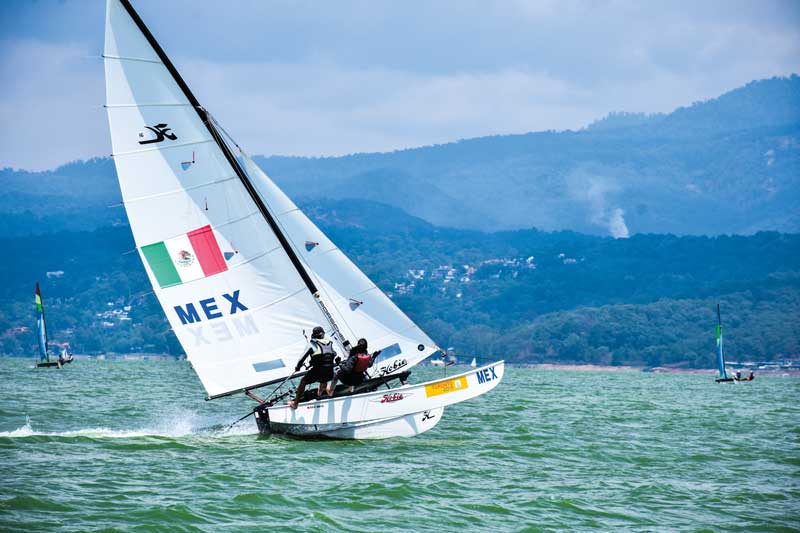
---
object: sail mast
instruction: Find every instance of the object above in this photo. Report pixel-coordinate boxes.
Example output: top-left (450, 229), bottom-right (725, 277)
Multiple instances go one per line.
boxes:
top-left (716, 303), bottom-right (726, 379)
top-left (117, 0), bottom-right (318, 297)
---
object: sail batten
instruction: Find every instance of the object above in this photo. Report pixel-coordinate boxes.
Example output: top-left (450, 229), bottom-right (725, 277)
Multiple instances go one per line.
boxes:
top-left (111, 139), bottom-right (213, 158)
top-left (102, 54), bottom-right (163, 64)
top-left (123, 175), bottom-right (239, 203)
top-left (106, 103), bottom-right (193, 108)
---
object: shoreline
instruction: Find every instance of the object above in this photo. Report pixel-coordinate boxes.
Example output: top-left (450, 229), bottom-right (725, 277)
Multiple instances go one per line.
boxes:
top-left (4, 355), bottom-right (799, 376)
top-left (519, 363), bottom-right (800, 377)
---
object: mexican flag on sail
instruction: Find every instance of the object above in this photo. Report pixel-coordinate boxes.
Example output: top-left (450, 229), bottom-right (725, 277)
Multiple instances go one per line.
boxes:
top-left (141, 225), bottom-right (228, 288)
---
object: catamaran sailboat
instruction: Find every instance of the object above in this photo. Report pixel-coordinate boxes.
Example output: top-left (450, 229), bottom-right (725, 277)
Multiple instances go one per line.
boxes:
top-left (34, 283), bottom-right (73, 368)
top-left (714, 304), bottom-right (752, 383)
top-left (104, 0), bottom-right (503, 439)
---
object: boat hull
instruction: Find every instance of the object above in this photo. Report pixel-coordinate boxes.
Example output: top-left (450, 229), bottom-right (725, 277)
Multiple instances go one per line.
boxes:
top-left (255, 361), bottom-right (504, 440)
top-left (263, 407), bottom-right (445, 439)
top-left (35, 358), bottom-right (73, 368)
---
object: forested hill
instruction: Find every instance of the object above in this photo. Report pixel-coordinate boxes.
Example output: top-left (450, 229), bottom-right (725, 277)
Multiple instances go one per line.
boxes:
top-left (1, 202), bottom-right (797, 367)
top-left (1, 75), bottom-right (799, 238)
top-left (257, 75), bottom-right (800, 236)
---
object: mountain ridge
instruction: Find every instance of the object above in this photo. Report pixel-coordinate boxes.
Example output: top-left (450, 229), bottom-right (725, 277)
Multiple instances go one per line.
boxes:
top-left (1, 75), bottom-right (798, 237)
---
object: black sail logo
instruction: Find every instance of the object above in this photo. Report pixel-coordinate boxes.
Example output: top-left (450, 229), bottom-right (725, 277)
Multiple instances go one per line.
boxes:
top-left (138, 123), bottom-right (177, 145)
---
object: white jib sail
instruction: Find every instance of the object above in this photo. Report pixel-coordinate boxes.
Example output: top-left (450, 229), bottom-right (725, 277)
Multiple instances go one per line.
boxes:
top-left (105, 0), bottom-right (332, 397)
top-left (239, 153), bottom-right (440, 377)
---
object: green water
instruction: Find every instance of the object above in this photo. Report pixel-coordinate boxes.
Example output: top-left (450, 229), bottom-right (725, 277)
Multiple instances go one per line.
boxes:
top-left (0, 358), bottom-right (797, 532)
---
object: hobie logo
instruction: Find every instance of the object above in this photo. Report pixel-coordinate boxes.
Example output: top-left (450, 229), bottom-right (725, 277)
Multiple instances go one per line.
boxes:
top-left (377, 358), bottom-right (407, 377)
top-left (139, 123), bottom-right (177, 145)
top-left (381, 393), bottom-right (404, 403)
top-left (372, 392), bottom-right (406, 404)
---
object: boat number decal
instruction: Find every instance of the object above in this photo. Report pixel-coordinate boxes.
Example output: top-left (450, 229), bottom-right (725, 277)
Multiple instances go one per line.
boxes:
top-left (476, 366), bottom-right (499, 384)
top-left (139, 123), bottom-right (177, 145)
top-left (425, 376), bottom-right (468, 398)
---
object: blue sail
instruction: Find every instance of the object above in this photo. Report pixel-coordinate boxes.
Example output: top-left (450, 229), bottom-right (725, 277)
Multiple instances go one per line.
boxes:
top-left (35, 283), bottom-right (49, 363)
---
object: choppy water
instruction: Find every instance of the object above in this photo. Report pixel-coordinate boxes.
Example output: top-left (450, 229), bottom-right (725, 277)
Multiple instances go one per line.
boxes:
top-left (0, 358), bottom-right (797, 532)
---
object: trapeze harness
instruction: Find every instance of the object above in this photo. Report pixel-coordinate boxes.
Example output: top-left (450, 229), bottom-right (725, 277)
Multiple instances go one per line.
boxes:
top-left (310, 338), bottom-right (335, 369)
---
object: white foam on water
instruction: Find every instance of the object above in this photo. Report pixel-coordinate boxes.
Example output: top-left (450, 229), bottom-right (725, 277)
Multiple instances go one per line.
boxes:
top-left (1, 416), bottom-right (35, 437)
top-left (0, 412), bottom-right (258, 439)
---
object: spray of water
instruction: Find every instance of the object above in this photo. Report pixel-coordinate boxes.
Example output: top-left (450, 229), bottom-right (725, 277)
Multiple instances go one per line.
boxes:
top-left (0, 412), bottom-right (257, 439)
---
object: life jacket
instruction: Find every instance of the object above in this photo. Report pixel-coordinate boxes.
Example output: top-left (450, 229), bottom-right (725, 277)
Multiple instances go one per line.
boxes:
top-left (353, 352), bottom-right (372, 373)
top-left (310, 337), bottom-right (335, 368)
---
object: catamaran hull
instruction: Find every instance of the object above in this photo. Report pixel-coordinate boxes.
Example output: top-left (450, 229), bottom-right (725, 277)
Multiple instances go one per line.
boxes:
top-left (35, 359), bottom-right (73, 368)
top-left (264, 407), bottom-right (445, 439)
top-left (255, 361), bottom-right (504, 440)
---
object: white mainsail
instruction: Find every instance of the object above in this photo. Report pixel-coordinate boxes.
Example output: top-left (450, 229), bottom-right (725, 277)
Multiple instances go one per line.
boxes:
top-left (105, 0), bottom-right (332, 397)
top-left (104, 0), bottom-right (438, 398)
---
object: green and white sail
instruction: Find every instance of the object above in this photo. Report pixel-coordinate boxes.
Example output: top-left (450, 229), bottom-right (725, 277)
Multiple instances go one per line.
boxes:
top-left (104, 0), bottom-right (437, 399)
top-left (35, 282), bottom-right (48, 363)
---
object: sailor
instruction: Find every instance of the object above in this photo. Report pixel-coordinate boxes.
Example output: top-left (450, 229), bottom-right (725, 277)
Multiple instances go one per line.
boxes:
top-left (288, 326), bottom-right (336, 409)
top-left (327, 338), bottom-right (381, 396)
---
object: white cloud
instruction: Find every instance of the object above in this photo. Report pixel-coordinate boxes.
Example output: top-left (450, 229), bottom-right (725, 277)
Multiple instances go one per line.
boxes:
top-left (0, 0), bottom-right (798, 169)
top-left (0, 40), bottom-right (107, 171)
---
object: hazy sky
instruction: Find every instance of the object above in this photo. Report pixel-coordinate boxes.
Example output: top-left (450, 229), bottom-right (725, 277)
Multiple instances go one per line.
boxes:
top-left (1, 0), bottom-right (799, 170)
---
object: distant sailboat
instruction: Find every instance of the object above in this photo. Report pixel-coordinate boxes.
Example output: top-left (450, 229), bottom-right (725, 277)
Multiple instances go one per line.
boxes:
top-left (470, 357), bottom-right (477, 368)
top-left (714, 304), bottom-right (751, 383)
top-left (34, 283), bottom-right (73, 368)
top-left (103, 0), bottom-right (503, 439)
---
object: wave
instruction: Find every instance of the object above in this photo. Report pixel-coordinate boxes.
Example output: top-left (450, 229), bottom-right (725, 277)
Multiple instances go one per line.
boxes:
top-left (0, 413), bottom-right (258, 439)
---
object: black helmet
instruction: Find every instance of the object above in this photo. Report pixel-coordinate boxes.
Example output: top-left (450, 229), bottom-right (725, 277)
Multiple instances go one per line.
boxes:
top-left (357, 338), bottom-right (368, 349)
top-left (312, 326), bottom-right (325, 338)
